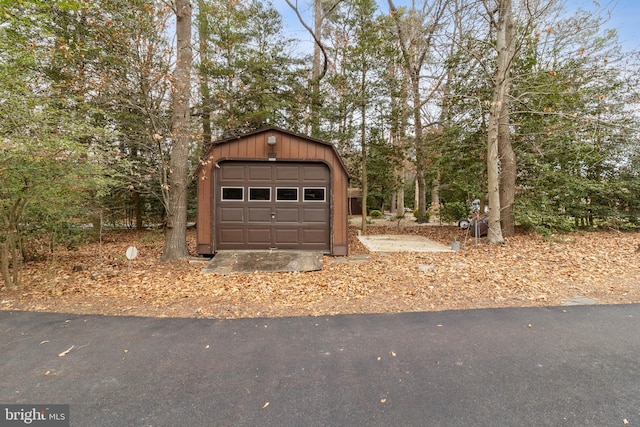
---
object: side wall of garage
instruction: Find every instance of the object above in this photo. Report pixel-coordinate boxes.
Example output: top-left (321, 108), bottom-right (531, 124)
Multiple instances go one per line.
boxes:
top-left (196, 128), bottom-right (349, 256)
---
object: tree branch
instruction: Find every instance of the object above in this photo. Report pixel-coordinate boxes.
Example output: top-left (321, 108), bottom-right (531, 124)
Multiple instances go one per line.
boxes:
top-left (284, 0), bottom-right (345, 82)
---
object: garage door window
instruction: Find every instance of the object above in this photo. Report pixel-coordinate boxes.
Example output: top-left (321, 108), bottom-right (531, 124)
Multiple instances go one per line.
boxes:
top-left (304, 188), bottom-right (325, 202)
top-left (222, 187), bottom-right (243, 201)
top-left (249, 187), bottom-right (271, 201)
top-left (276, 188), bottom-right (298, 202)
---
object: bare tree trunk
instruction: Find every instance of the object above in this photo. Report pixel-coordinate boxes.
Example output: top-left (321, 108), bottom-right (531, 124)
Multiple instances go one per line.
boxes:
top-left (496, 0), bottom-right (516, 237)
top-left (487, 98), bottom-right (504, 244)
top-left (310, 0), bottom-right (323, 136)
top-left (0, 241), bottom-right (15, 289)
top-left (0, 211), bottom-right (22, 289)
top-left (134, 190), bottom-right (143, 230)
top-left (360, 67), bottom-right (368, 234)
top-left (430, 171), bottom-right (440, 220)
top-left (396, 184), bottom-right (405, 215)
top-left (411, 74), bottom-right (428, 223)
top-left (390, 66), bottom-right (409, 218)
top-left (387, 0), bottom-right (448, 224)
top-left (361, 139), bottom-right (368, 234)
top-left (499, 98), bottom-right (516, 236)
top-left (161, 0), bottom-right (192, 260)
top-left (416, 173), bottom-right (427, 222)
top-left (394, 164), bottom-right (405, 218)
top-left (486, 0), bottom-right (515, 245)
top-left (197, 0), bottom-right (213, 150)
top-left (286, 0), bottom-right (345, 136)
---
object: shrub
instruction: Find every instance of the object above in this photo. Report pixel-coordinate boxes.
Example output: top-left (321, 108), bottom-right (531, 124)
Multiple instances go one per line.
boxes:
top-left (440, 202), bottom-right (469, 224)
top-left (413, 209), bottom-right (430, 222)
top-left (369, 210), bottom-right (383, 219)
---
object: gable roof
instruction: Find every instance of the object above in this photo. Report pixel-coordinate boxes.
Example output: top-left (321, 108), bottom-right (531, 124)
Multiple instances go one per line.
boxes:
top-left (211, 126), bottom-right (336, 148)
top-left (195, 126), bottom-right (349, 177)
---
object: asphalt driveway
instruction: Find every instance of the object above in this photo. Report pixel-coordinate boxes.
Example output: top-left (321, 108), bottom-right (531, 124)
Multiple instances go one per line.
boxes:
top-left (1, 305), bottom-right (639, 426)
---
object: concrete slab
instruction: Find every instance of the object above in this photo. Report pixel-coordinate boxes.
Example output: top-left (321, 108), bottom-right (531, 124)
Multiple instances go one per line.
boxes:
top-left (202, 250), bottom-right (323, 274)
top-left (562, 295), bottom-right (599, 306)
top-left (358, 234), bottom-right (455, 253)
top-left (326, 254), bottom-right (371, 264)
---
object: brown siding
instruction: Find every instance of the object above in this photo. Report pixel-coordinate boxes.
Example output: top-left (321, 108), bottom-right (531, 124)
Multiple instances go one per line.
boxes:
top-left (196, 128), bottom-right (349, 256)
top-left (196, 169), bottom-right (213, 254)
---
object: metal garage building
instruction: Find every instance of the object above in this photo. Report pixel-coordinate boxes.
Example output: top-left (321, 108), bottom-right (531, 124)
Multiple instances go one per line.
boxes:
top-left (195, 127), bottom-right (349, 256)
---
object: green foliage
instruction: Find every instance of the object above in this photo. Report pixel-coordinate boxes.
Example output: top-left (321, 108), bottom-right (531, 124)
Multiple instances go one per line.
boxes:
top-left (509, 12), bottom-right (639, 232)
top-left (319, 0), bottom-right (400, 215)
top-left (0, 101), bottom-right (113, 285)
top-left (365, 128), bottom-right (405, 211)
top-left (369, 210), bottom-right (383, 219)
top-left (196, 0), bottom-right (307, 136)
top-left (514, 197), bottom-right (576, 235)
top-left (413, 209), bottom-right (430, 222)
top-left (436, 128), bottom-right (487, 207)
top-left (436, 5), bottom-right (640, 234)
top-left (440, 202), bottom-right (469, 224)
top-left (0, 0), bottom-right (118, 287)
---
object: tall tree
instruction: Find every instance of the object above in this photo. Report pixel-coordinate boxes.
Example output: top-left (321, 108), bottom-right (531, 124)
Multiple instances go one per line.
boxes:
top-left (349, 0), bottom-right (384, 232)
top-left (96, 0), bottom-right (173, 230)
top-left (197, 0), bottom-right (214, 149)
top-left (161, 0), bottom-right (192, 260)
top-left (383, 32), bottom-right (411, 217)
top-left (387, 0), bottom-right (449, 223)
top-left (483, 0), bottom-right (515, 244)
top-left (495, 0), bottom-right (552, 236)
top-left (286, 0), bottom-right (344, 136)
top-left (310, 0), bottom-right (325, 136)
top-left (197, 0), bottom-right (306, 137)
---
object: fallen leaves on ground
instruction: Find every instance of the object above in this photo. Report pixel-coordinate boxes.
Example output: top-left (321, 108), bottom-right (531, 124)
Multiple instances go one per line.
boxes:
top-left (1, 223), bottom-right (639, 319)
top-left (58, 345), bottom-right (74, 357)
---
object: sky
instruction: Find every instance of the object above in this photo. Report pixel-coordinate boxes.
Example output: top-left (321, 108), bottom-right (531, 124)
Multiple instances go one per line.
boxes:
top-left (570, 0), bottom-right (640, 51)
top-left (272, 0), bottom-right (640, 53)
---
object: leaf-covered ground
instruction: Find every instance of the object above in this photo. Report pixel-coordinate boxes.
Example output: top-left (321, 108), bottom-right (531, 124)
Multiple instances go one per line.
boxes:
top-left (2, 221), bottom-right (639, 319)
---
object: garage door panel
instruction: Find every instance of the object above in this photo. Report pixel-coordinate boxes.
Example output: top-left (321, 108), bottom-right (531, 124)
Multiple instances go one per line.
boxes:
top-left (275, 165), bottom-right (300, 181)
top-left (274, 207), bottom-right (299, 222)
top-left (248, 165), bottom-right (272, 181)
top-left (220, 207), bottom-right (244, 222)
top-left (303, 165), bottom-right (328, 182)
top-left (219, 228), bottom-right (244, 244)
top-left (216, 162), bottom-right (329, 251)
top-left (274, 228), bottom-right (300, 244)
top-left (302, 207), bottom-right (327, 223)
top-left (248, 207), bottom-right (272, 222)
top-left (247, 228), bottom-right (271, 244)
top-left (302, 228), bottom-right (329, 244)
top-left (220, 165), bottom-right (245, 181)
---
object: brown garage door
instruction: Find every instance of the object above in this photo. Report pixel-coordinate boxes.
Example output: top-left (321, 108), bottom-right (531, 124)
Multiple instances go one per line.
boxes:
top-left (215, 161), bottom-right (330, 251)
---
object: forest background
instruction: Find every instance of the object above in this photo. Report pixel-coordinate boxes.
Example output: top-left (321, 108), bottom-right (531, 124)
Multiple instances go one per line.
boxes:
top-left (1, 0), bottom-right (640, 289)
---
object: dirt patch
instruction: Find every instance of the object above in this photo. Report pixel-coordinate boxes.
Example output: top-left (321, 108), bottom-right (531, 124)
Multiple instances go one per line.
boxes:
top-left (1, 219), bottom-right (639, 319)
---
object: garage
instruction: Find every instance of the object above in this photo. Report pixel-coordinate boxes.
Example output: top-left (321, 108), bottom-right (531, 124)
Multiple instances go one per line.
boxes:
top-left (196, 127), bottom-right (349, 256)
top-left (216, 161), bottom-right (330, 250)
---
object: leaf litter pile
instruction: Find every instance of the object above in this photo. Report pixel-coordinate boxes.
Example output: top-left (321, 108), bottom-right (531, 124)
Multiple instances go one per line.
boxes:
top-left (2, 222), bottom-right (639, 319)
